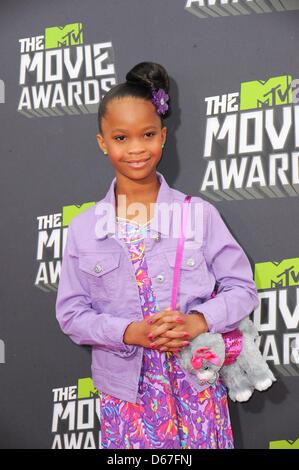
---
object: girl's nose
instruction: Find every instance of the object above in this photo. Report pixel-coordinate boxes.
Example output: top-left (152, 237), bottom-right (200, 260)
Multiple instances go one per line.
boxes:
top-left (127, 140), bottom-right (147, 154)
top-left (128, 148), bottom-right (147, 155)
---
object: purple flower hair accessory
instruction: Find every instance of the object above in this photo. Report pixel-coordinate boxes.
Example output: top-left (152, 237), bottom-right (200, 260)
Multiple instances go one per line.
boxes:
top-left (151, 88), bottom-right (169, 115)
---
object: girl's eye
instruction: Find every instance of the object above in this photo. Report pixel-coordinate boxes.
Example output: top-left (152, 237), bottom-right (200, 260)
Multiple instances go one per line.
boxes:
top-left (114, 132), bottom-right (156, 142)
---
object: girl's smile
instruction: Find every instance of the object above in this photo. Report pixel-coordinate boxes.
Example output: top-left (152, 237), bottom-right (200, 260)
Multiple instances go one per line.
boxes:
top-left (125, 156), bottom-right (151, 169)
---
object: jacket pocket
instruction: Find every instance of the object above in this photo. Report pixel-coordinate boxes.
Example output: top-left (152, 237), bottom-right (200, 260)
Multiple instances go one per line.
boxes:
top-left (164, 248), bottom-right (210, 296)
top-left (78, 251), bottom-right (121, 300)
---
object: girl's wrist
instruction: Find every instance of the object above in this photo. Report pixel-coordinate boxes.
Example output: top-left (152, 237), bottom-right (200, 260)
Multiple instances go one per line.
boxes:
top-left (123, 321), bottom-right (138, 345)
top-left (124, 320), bottom-right (146, 347)
top-left (188, 311), bottom-right (209, 335)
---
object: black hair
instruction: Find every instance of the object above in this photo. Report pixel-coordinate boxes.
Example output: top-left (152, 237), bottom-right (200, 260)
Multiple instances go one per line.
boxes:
top-left (97, 61), bottom-right (171, 134)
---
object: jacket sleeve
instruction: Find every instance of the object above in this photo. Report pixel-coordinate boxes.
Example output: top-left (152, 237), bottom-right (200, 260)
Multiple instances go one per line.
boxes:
top-left (55, 221), bottom-right (138, 358)
top-left (191, 202), bottom-right (260, 334)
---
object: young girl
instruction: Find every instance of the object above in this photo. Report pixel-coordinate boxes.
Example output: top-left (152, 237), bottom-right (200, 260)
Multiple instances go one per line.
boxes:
top-left (56, 61), bottom-right (259, 449)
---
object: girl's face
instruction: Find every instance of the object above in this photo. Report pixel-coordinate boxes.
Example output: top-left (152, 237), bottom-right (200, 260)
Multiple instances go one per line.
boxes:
top-left (96, 97), bottom-right (167, 180)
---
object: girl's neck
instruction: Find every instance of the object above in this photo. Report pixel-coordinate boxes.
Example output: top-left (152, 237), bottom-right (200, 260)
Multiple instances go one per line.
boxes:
top-left (114, 171), bottom-right (161, 224)
top-left (115, 171), bottom-right (160, 205)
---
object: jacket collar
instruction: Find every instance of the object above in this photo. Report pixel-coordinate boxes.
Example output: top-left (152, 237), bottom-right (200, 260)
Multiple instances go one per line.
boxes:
top-left (94, 171), bottom-right (174, 240)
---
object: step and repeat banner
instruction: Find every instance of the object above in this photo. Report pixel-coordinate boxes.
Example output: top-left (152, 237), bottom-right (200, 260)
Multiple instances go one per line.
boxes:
top-left (1, 0), bottom-right (299, 449)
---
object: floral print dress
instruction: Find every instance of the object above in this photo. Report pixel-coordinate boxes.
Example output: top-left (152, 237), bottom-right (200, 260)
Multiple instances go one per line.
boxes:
top-left (98, 217), bottom-right (234, 449)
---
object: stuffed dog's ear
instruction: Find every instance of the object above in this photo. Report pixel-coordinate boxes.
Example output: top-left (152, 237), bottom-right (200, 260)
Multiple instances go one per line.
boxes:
top-left (239, 317), bottom-right (259, 338)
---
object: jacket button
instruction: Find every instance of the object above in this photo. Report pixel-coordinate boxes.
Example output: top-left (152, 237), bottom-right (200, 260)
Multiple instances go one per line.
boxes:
top-left (186, 257), bottom-right (195, 267)
top-left (156, 274), bottom-right (164, 283)
top-left (94, 263), bottom-right (103, 273)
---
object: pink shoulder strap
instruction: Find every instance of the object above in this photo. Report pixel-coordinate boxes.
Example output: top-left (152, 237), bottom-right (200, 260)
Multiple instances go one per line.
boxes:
top-left (171, 195), bottom-right (192, 310)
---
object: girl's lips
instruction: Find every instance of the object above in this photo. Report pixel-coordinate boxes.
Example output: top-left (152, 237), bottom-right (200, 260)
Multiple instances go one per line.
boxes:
top-left (126, 158), bottom-right (150, 169)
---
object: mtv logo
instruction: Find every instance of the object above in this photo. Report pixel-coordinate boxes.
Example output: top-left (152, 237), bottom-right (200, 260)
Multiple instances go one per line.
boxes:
top-left (45, 22), bottom-right (84, 49)
top-left (240, 75), bottom-right (293, 110)
top-left (77, 377), bottom-right (99, 399)
top-left (269, 438), bottom-right (299, 449)
top-left (62, 202), bottom-right (95, 227)
top-left (0, 79), bottom-right (4, 104)
top-left (254, 258), bottom-right (299, 290)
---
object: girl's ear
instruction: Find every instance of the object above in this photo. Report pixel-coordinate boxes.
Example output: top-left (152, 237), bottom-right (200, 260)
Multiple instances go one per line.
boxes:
top-left (96, 133), bottom-right (106, 153)
top-left (162, 126), bottom-right (167, 146)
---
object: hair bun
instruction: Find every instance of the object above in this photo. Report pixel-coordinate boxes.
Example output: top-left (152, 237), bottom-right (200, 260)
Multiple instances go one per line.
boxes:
top-left (126, 62), bottom-right (170, 93)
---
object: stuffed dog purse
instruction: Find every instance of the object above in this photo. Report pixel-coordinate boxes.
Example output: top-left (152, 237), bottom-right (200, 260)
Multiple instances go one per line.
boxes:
top-left (177, 317), bottom-right (276, 402)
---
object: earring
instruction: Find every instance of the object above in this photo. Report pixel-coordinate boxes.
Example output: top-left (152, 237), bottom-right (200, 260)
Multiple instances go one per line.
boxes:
top-left (103, 150), bottom-right (108, 155)
top-left (162, 144), bottom-right (165, 149)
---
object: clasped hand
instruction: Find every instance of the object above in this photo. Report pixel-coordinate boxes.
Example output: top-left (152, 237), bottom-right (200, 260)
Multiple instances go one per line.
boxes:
top-left (145, 307), bottom-right (208, 353)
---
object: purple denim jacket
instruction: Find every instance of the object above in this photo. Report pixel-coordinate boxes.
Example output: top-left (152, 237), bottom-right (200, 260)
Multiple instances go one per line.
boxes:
top-left (55, 171), bottom-right (260, 403)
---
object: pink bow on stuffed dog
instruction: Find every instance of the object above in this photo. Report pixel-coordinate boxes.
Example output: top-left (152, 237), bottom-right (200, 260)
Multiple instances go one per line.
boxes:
top-left (191, 347), bottom-right (222, 369)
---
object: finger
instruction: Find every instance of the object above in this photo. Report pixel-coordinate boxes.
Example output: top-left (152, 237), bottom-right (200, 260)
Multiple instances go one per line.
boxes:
top-left (158, 339), bottom-right (190, 350)
top-left (152, 336), bottom-right (190, 349)
top-left (162, 329), bottom-right (191, 340)
top-left (157, 315), bottom-right (186, 324)
top-left (148, 316), bottom-right (176, 329)
top-left (150, 336), bottom-right (170, 348)
top-left (148, 320), bottom-right (187, 342)
top-left (150, 328), bottom-right (188, 341)
top-left (149, 316), bottom-right (169, 327)
top-left (147, 309), bottom-right (171, 325)
top-left (150, 322), bottom-right (173, 339)
top-left (148, 309), bottom-right (184, 325)
top-left (148, 304), bottom-right (180, 323)
top-left (151, 319), bottom-right (187, 338)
